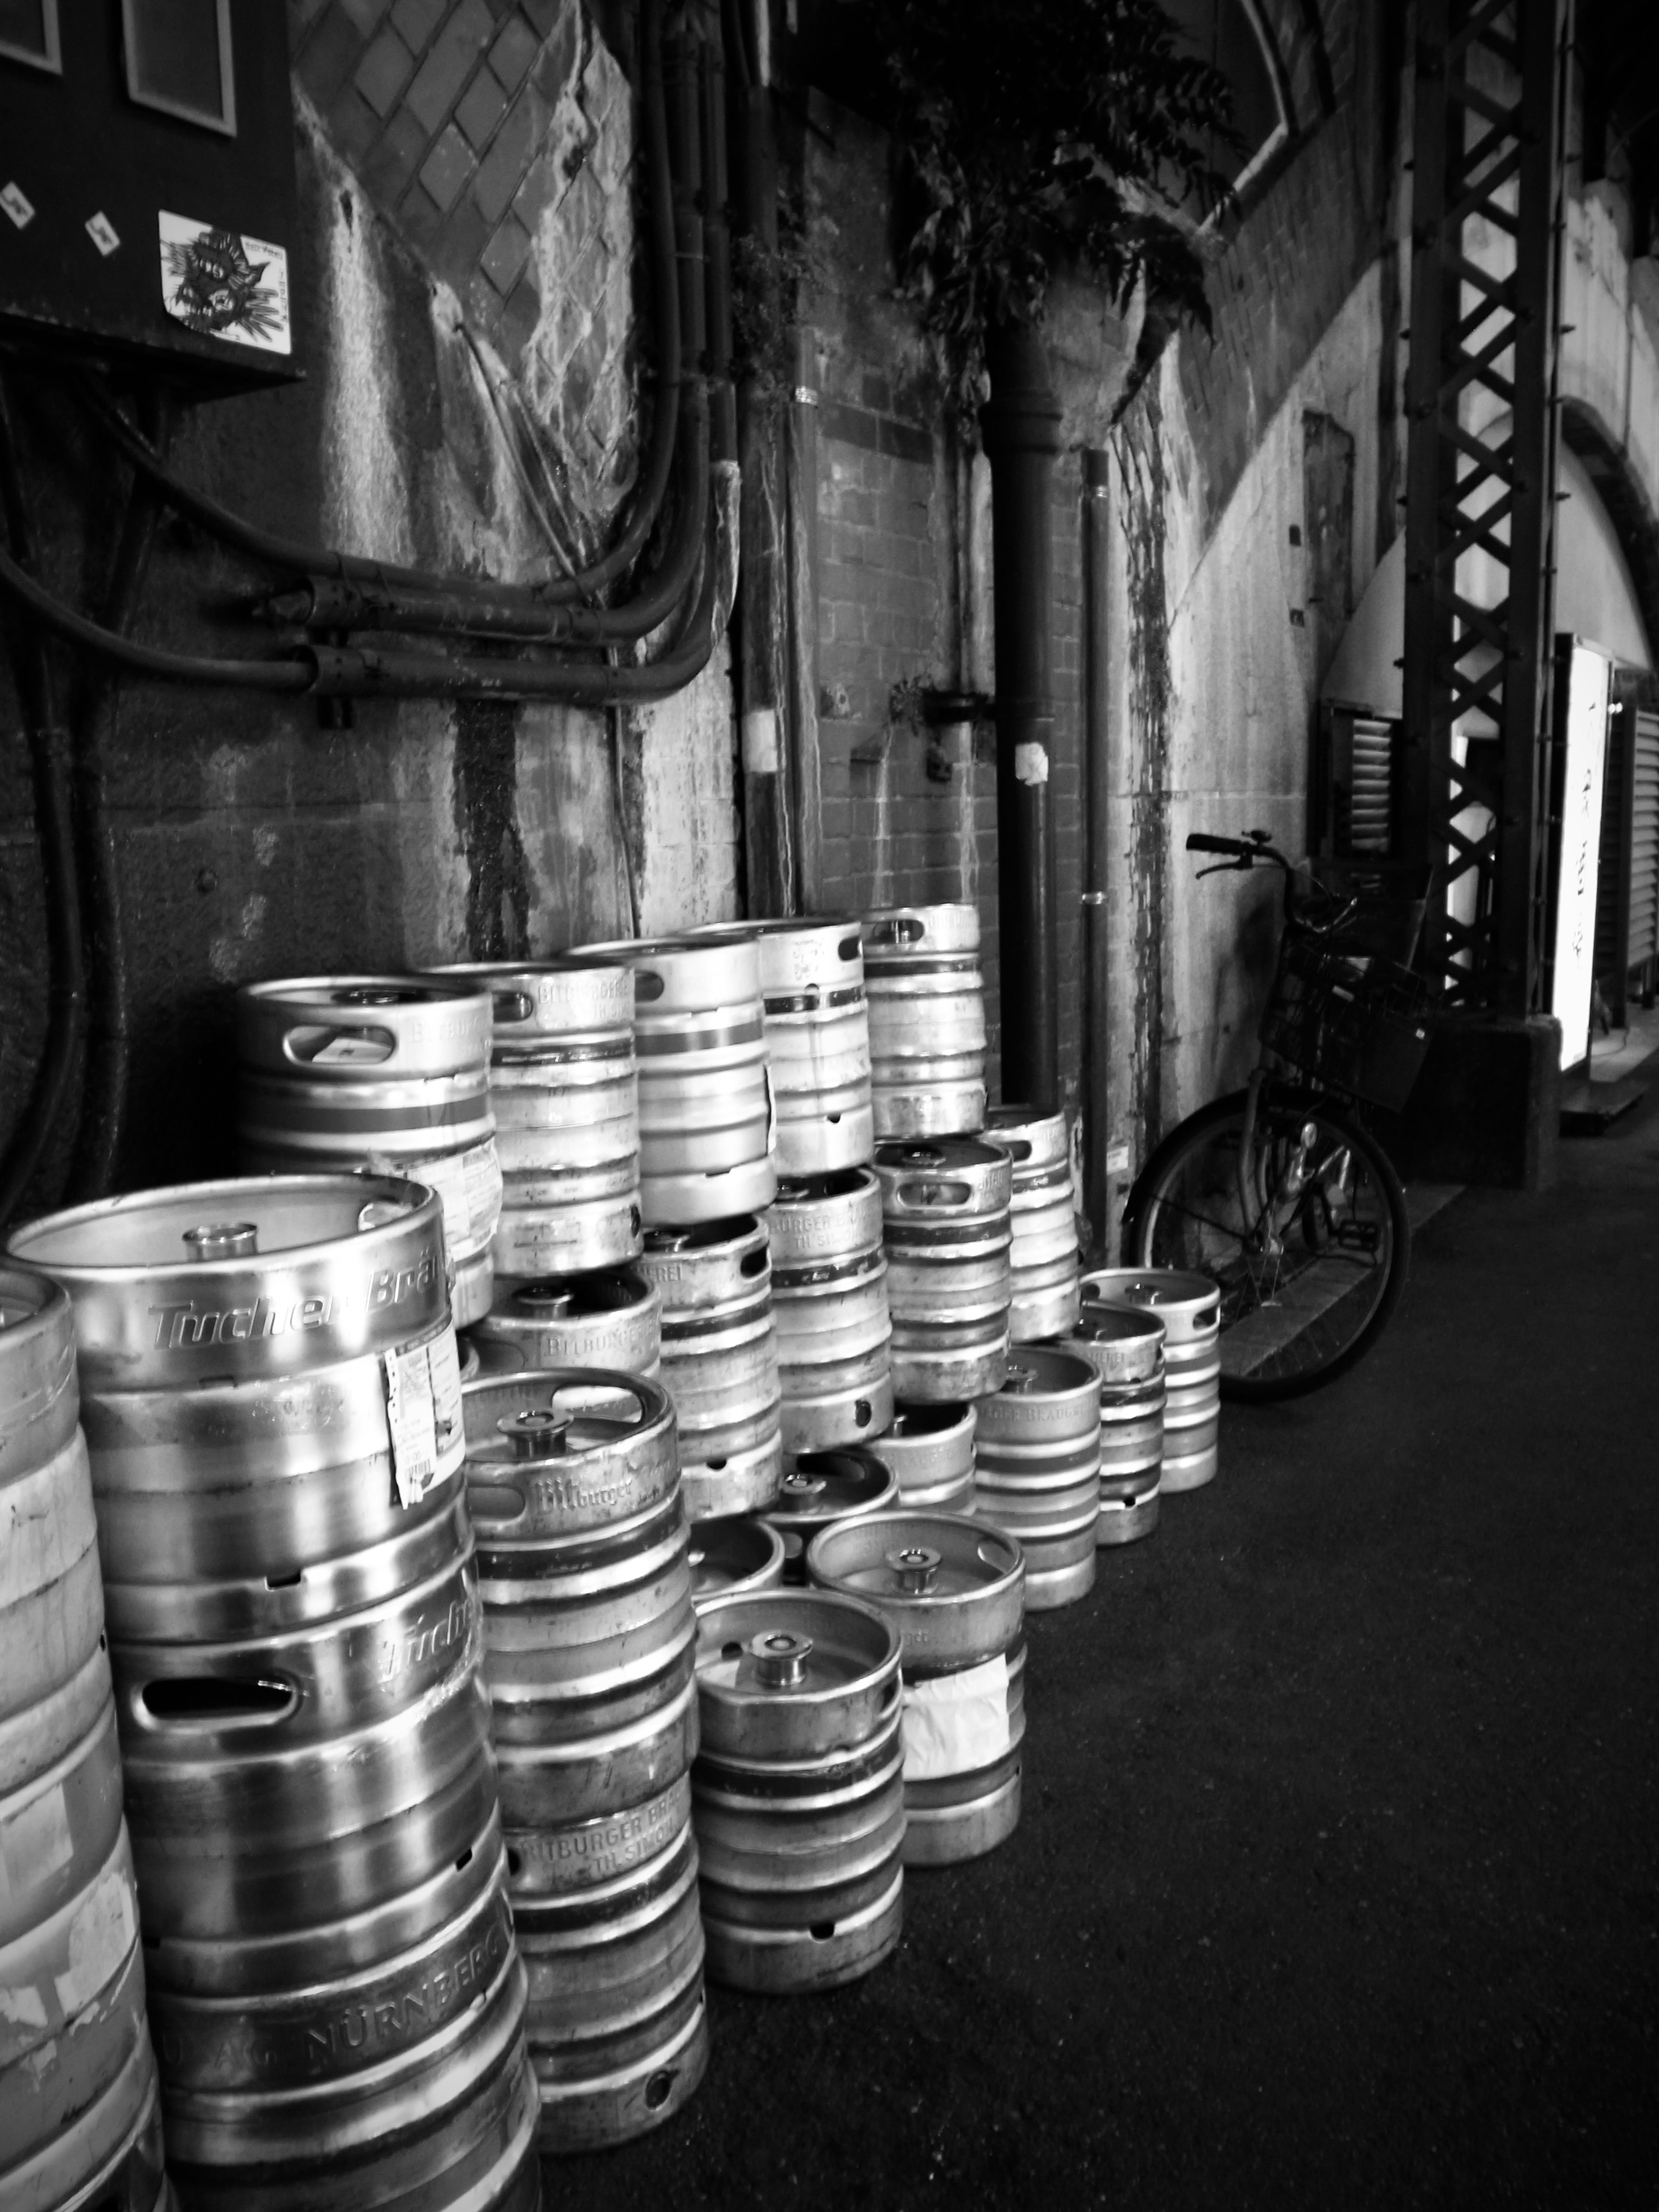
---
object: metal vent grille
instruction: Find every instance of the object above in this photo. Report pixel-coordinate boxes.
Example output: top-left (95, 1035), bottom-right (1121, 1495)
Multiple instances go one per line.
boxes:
top-left (1631, 713), bottom-right (1659, 973)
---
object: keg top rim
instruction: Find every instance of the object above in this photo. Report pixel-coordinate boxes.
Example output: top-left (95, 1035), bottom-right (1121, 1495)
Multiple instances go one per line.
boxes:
top-left (1080, 1267), bottom-right (1222, 1313)
top-left (992, 1344), bottom-right (1101, 1399)
top-left (694, 1587), bottom-right (900, 1701)
top-left (238, 973), bottom-right (492, 1009)
top-left (874, 1137), bottom-right (1007, 1172)
top-left (1068, 1304), bottom-right (1165, 1344)
top-left (764, 1449), bottom-right (899, 1526)
top-left (883, 1401), bottom-right (976, 1440)
top-left (461, 1366), bottom-right (668, 1456)
top-left (773, 1166), bottom-right (879, 1207)
top-left (806, 1509), bottom-right (1023, 1607)
top-left (688, 1513), bottom-right (787, 1601)
top-left (0, 1262), bottom-right (70, 1332)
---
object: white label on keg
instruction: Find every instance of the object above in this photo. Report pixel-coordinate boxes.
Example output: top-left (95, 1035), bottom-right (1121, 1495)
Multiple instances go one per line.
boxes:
top-left (311, 1033), bottom-right (390, 1065)
top-left (376, 1141), bottom-right (501, 1265)
top-left (384, 1331), bottom-right (464, 1508)
top-left (0, 1782), bottom-right (73, 1913)
top-left (462, 1140), bottom-right (505, 1246)
top-left (901, 1654), bottom-right (1012, 1781)
top-left (52, 1863), bottom-right (135, 2016)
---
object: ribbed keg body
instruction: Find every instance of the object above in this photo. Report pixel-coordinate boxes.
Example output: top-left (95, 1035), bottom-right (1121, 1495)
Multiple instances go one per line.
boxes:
top-left (237, 976), bottom-right (502, 1327)
top-left (470, 1271), bottom-right (662, 1379)
top-left (858, 1403), bottom-right (977, 1511)
top-left (807, 1511), bottom-right (1025, 1865)
top-left (636, 1219), bottom-right (783, 1520)
top-left (769, 1171), bottom-right (892, 1452)
top-left (1065, 1304), bottom-right (1166, 1545)
top-left (972, 1348), bottom-right (1102, 1609)
top-left (762, 1449), bottom-right (899, 1581)
top-left (690, 918), bottom-right (874, 1175)
top-left (0, 1268), bottom-right (170, 2212)
top-left (428, 960), bottom-right (641, 1279)
top-left (575, 938), bottom-right (776, 1226)
top-left (6, 1179), bottom-right (540, 2212)
top-left (1082, 1269), bottom-right (1221, 1492)
top-left (983, 1106), bottom-right (1080, 1342)
top-left (863, 904), bottom-right (988, 1139)
top-left (693, 1592), bottom-right (905, 1992)
top-left (463, 1370), bottom-right (705, 2150)
top-left (876, 1140), bottom-right (1011, 1402)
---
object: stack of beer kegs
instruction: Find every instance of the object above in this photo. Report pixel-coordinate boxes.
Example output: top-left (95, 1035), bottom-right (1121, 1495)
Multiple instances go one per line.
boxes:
top-left (1080, 1268), bottom-right (1222, 1493)
top-left (7, 1178), bottom-right (542, 2212)
top-left (236, 975), bottom-right (502, 1327)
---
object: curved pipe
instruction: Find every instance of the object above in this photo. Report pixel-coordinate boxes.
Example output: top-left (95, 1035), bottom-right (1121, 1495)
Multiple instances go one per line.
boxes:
top-left (0, 546), bottom-right (312, 686)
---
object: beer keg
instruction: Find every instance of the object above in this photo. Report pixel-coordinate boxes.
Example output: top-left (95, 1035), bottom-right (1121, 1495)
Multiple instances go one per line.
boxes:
top-left (806, 1511), bottom-right (1025, 1864)
top-left (0, 1266), bottom-right (171, 2212)
top-left (636, 1219), bottom-right (783, 1521)
top-left (769, 1170), bottom-right (893, 1452)
top-left (1096, 1465), bottom-right (1161, 1546)
top-left (237, 976), bottom-right (502, 1327)
top-left (7, 1179), bottom-right (541, 2212)
top-left (1065, 1303), bottom-right (1165, 1546)
top-left (575, 936), bottom-right (775, 1225)
top-left (693, 1591), bottom-right (905, 1992)
top-left (863, 903), bottom-right (987, 1139)
top-left (689, 918), bottom-right (874, 1175)
top-left (427, 959), bottom-right (642, 1279)
top-left (983, 1105), bottom-right (1080, 1342)
top-left (470, 1270), bottom-right (662, 1379)
top-left (972, 1347), bottom-right (1102, 1609)
top-left (1081, 1268), bottom-right (1220, 1491)
top-left (859, 1403), bottom-right (977, 1511)
top-left (762, 1449), bottom-right (899, 1581)
top-left (875, 1139), bottom-right (1011, 1402)
top-left (688, 1517), bottom-right (788, 1608)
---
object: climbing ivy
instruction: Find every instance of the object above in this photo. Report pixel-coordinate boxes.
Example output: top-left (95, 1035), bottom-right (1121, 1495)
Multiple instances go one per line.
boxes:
top-left (874, 0), bottom-right (1236, 435)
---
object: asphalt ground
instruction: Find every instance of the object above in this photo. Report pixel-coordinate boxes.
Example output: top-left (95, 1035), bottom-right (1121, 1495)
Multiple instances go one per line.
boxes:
top-left (555, 1077), bottom-right (1659, 2210)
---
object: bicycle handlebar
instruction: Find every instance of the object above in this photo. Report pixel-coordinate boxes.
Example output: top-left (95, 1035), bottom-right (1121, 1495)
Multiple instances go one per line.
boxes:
top-left (1185, 833), bottom-right (1252, 856)
top-left (1185, 830), bottom-right (1360, 940)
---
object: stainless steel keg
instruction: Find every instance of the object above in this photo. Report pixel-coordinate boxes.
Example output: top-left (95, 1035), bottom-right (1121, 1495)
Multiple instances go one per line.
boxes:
top-left (983, 1105), bottom-right (1080, 1341)
top-left (690, 917), bottom-right (874, 1174)
top-left (427, 958), bottom-right (642, 1280)
top-left (859, 1402), bottom-right (977, 1511)
top-left (470, 1270), bottom-right (662, 1378)
top-left (876, 1139), bottom-right (1011, 1402)
top-left (1065, 1304), bottom-right (1166, 1545)
top-left (637, 1218), bottom-right (783, 1521)
top-left (806, 1511), bottom-right (1025, 1864)
top-left (0, 1267), bottom-right (170, 2212)
top-left (763, 1449), bottom-right (899, 1581)
top-left (7, 1180), bottom-right (540, 2212)
top-left (688, 1517), bottom-right (788, 1608)
top-left (769, 1170), bottom-right (893, 1452)
top-left (237, 976), bottom-right (502, 1327)
top-left (576, 936), bottom-right (776, 1225)
top-left (1096, 1465), bottom-right (1161, 1546)
top-left (863, 903), bottom-right (988, 1138)
top-left (1082, 1268), bottom-right (1221, 1491)
top-left (693, 1591), bottom-right (905, 1993)
top-left (972, 1347), bottom-right (1102, 1609)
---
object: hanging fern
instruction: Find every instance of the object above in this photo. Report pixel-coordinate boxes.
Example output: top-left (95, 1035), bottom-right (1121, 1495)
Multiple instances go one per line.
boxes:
top-left (875, 0), bottom-right (1237, 435)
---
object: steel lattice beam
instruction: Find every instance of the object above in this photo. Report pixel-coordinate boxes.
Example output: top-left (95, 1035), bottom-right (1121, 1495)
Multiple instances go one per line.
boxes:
top-left (1400, 0), bottom-right (1571, 1013)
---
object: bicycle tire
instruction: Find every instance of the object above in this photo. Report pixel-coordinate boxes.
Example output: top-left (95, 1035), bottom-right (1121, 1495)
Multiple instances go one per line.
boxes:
top-left (1121, 1087), bottom-right (1410, 1402)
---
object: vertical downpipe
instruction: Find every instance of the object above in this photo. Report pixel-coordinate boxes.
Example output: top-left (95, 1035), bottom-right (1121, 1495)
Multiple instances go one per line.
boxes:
top-left (1081, 448), bottom-right (1111, 1255)
top-left (982, 324), bottom-right (1062, 1112)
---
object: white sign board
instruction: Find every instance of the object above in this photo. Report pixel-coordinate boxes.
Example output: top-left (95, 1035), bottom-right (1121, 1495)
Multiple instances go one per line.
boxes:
top-left (1549, 641), bottom-right (1611, 1070)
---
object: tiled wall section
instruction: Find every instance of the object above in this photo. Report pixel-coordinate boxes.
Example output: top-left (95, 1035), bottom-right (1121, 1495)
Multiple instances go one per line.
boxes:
top-left (289, 0), bottom-right (637, 535)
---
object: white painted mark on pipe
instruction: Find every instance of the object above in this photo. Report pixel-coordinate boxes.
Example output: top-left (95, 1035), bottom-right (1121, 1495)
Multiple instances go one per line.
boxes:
top-left (742, 709), bottom-right (780, 774)
top-left (1014, 743), bottom-right (1049, 786)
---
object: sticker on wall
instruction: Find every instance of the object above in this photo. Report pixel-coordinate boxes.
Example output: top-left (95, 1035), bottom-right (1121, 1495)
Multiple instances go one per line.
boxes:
top-left (1, 183), bottom-right (35, 231)
top-left (85, 212), bottom-right (120, 256)
top-left (159, 212), bottom-right (290, 355)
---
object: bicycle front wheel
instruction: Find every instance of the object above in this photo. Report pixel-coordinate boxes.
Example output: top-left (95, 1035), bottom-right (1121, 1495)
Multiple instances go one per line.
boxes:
top-left (1122, 1088), bottom-right (1409, 1401)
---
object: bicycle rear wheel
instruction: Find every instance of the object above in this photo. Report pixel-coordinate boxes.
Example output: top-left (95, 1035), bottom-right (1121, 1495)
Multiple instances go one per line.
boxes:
top-left (1122, 1087), bottom-right (1409, 1401)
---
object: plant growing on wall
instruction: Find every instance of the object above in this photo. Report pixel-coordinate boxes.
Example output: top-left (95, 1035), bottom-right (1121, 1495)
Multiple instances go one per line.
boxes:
top-left (875, 0), bottom-right (1236, 432)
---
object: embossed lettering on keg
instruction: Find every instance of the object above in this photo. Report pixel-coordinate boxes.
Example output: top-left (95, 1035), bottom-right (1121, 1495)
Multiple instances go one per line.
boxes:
top-left (763, 1449), bottom-right (899, 1581)
top-left (429, 958), bottom-right (643, 1280)
top-left (575, 936), bottom-right (776, 1226)
top-left (1081, 1268), bottom-right (1220, 1493)
top-left (806, 1510), bottom-right (1025, 1866)
top-left (972, 1347), bottom-right (1102, 1609)
top-left (876, 1139), bottom-right (1011, 1403)
top-left (636, 1219), bottom-right (783, 1521)
top-left (863, 903), bottom-right (988, 1139)
top-left (237, 975), bottom-right (502, 1327)
top-left (983, 1105), bottom-right (1080, 1342)
top-left (859, 1402), bottom-right (977, 1511)
top-left (687, 1517), bottom-right (788, 1608)
top-left (6, 1182), bottom-right (541, 2212)
top-left (693, 1591), bottom-right (905, 1993)
top-left (471, 1270), bottom-right (662, 1379)
top-left (689, 917), bottom-right (874, 1174)
top-left (770, 1170), bottom-right (892, 1453)
top-left (0, 1266), bottom-right (168, 2212)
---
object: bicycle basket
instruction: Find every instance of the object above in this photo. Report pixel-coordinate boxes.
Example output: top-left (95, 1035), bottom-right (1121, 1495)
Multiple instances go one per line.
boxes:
top-left (1303, 860), bottom-right (1433, 964)
top-left (1259, 937), bottom-right (1433, 1111)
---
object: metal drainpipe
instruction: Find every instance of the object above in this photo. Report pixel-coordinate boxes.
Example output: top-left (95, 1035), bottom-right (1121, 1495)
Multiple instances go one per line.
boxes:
top-left (981, 322), bottom-right (1062, 1112)
top-left (1081, 446), bottom-right (1111, 1256)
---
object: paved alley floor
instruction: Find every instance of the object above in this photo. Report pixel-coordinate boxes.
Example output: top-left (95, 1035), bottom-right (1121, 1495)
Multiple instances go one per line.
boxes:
top-left (554, 1080), bottom-right (1659, 2210)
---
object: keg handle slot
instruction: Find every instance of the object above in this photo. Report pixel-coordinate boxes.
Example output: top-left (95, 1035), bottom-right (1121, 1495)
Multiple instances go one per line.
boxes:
top-left (897, 1179), bottom-right (972, 1208)
top-left (183, 1221), bottom-right (257, 1259)
top-left (139, 1677), bottom-right (297, 1729)
top-left (493, 990), bottom-right (534, 1024)
top-left (740, 1251), bottom-right (768, 1278)
top-left (886, 1545), bottom-right (941, 1595)
top-left (837, 933), bottom-right (861, 962)
top-left (283, 1023), bottom-right (396, 1068)
top-left (993, 1137), bottom-right (1033, 1163)
top-left (633, 969), bottom-right (666, 1003)
top-left (868, 915), bottom-right (924, 945)
top-left (748, 1629), bottom-right (812, 1690)
top-left (467, 1480), bottom-right (528, 1526)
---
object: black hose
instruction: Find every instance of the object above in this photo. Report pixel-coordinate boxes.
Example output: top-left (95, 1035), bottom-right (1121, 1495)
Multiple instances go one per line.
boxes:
top-left (0, 545), bottom-right (313, 686)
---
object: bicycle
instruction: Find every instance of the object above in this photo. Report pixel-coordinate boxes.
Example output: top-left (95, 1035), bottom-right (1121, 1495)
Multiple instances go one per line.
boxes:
top-left (1119, 830), bottom-right (1433, 1402)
